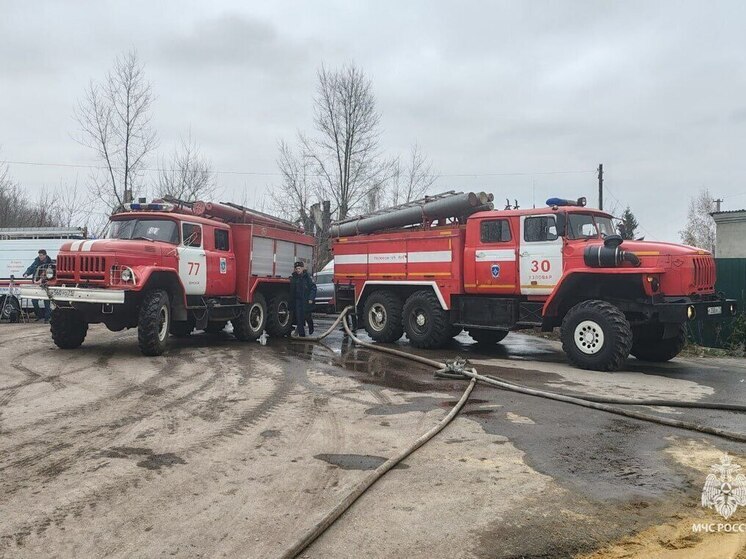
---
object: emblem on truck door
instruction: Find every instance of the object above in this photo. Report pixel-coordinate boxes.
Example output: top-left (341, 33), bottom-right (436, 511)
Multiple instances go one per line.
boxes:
top-left (491, 264), bottom-right (501, 278)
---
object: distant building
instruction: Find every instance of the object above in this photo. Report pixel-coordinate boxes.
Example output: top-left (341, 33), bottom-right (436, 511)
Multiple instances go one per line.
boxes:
top-left (712, 210), bottom-right (746, 258)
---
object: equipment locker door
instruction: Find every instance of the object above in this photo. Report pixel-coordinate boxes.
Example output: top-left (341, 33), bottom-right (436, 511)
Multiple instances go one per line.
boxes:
top-left (178, 222), bottom-right (207, 295)
top-left (519, 214), bottom-right (563, 296)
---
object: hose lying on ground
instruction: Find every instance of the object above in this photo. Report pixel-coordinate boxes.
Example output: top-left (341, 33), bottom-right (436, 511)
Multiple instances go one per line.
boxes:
top-left (282, 307), bottom-right (746, 558)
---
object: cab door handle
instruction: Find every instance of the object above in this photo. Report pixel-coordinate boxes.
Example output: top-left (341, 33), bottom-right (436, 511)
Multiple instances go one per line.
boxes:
top-left (520, 252), bottom-right (529, 257)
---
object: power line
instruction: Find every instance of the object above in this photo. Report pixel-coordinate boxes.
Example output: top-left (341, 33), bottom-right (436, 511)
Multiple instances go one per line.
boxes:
top-left (0, 159), bottom-right (596, 179)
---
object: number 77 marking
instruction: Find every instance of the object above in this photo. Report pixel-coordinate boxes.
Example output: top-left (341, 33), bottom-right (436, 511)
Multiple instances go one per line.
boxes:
top-left (188, 261), bottom-right (200, 275)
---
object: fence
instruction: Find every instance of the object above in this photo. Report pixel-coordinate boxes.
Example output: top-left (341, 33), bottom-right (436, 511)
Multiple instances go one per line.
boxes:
top-left (688, 258), bottom-right (746, 347)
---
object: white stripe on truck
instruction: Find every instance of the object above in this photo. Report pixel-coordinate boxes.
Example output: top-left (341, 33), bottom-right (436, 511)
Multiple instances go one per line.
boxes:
top-left (336, 250), bottom-right (453, 265)
top-left (475, 249), bottom-right (515, 261)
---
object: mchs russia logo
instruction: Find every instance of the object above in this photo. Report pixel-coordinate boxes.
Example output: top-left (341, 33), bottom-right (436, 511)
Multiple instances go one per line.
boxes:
top-left (701, 454), bottom-right (746, 519)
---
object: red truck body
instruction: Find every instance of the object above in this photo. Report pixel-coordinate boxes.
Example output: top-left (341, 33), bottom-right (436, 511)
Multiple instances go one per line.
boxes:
top-left (23, 201), bottom-right (315, 355)
top-left (332, 195), bottom-right (736, 371)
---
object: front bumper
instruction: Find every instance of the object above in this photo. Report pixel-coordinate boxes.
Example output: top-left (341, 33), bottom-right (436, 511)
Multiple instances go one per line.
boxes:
top-left (653, 296), bottom-right (738, 323)
top-left (20, 285), bottom-right (126, 305)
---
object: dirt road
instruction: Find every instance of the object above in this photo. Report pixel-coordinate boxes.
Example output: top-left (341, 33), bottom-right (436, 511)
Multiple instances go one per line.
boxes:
top-left (1, 321), bottom-right (745, 558)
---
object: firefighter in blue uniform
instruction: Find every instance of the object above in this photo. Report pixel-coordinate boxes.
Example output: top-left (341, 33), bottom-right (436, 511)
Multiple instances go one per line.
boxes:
top-left (289, 261), bottom-right (317, 337)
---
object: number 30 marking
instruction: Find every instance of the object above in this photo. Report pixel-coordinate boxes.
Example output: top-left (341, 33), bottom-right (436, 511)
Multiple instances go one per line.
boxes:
top-left (530, 260), bottom-right (551, 272)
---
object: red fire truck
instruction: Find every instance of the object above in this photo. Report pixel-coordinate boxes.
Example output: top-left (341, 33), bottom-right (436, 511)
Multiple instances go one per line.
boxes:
top-left (21, 200), bottom-right (315, 355)
top-left (331, 192), bottom-right (737, 371)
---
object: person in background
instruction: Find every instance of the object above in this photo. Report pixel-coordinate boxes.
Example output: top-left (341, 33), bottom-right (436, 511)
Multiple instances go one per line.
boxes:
top-left (23, 249), bottom-right (54, 322)
top-left (289, 261), bottom-right (317, 337)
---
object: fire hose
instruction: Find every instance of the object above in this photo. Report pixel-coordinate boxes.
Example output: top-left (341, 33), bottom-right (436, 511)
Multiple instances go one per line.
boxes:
top-left (280, 306), bottom-right (746, 558)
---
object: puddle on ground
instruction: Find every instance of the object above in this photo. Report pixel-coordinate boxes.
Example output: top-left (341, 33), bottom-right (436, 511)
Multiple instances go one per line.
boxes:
top-left (100, 446), bottom-right (187, 470)
top-left (313, 453), bottom-right (409, 471)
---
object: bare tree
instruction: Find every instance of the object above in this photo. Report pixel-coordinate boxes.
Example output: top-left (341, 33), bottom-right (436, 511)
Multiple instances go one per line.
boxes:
top-left (680, 188), bottom-right (716, 253)
top-left (157, 133), bottom-right (216, 202)
top-left (75, 50), bottom-right (157, 210)
top-left (388, 144), bottom-right (437, 207)
top-left (271, 140), bottom-right (315, 231)
top-left (302, 64), bottom-right (389, 220)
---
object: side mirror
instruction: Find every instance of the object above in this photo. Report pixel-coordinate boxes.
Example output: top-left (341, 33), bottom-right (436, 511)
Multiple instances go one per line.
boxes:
top-left (555, 213), bottom-right (567, 237)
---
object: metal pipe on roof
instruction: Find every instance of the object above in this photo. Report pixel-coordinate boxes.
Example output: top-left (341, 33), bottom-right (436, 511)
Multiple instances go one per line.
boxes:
top-left (330, 192), bottom-right (493, 237)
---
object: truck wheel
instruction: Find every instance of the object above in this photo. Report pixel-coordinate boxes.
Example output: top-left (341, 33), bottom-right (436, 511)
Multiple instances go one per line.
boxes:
top-left (50, 308), bottom-right (88, 349)
top-left (560, 300), bottom-right (632, 371)
top-left (266, 292), bottom-right (293, 337)
top-left (138, 289), bottom-right (171, 356)
top-left (403, 290), bottom-right (450, 349)
top-left (233, 293), bottom-right (267, 341)
top-left (468, 329), bottom-right (509, 345)
top-left (631, 324), bottom-right (687, 362)
top-left (1, 295), bottom-right (21, 323)
top-left (363, 290), bottom-right (404, 342)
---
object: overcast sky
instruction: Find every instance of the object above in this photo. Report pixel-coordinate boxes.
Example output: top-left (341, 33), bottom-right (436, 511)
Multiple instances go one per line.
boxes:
top-left (2, 0), bottom-right (746, 240)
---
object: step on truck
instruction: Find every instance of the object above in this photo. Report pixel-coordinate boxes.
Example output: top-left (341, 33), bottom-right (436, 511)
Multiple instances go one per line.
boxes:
top-left (21, 200), bottom-right (315, 355)
top-left (331, 191), bottom-right (737, 371)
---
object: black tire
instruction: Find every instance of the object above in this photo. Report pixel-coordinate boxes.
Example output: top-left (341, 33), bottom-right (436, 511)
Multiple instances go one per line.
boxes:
top-left (204, 321), bottom-right (228, 334)
top-left (402, 290), bottom-right (451, 349)
top-left (363, 290), bottom-right (404, 342)
top-left (631, 324), bottom-right (686, 362)
top-left (468, 328), bottom-right (509, 345)
top-left (266, 291), bottom-right (293, 337)
top-left (170, 316), bottom-right (195, 338)
top-left (50, 308), bottom-right (88, 349)
top-left (1, 295), bottom-right (21, 323)
top-left (233, 293), bottom-right (267, 341)
top-left (561, 300), bottom-right (632, 371)
top-left (138, 289), bottom-right (171, 356)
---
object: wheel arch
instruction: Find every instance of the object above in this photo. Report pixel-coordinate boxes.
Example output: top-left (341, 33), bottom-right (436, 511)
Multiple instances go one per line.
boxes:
top-left (542, 272), bottom-right (646, 328)
top-left (142, 271), bottom-right (187, 321)
top-left (356, 281), bottom-right (448, 314)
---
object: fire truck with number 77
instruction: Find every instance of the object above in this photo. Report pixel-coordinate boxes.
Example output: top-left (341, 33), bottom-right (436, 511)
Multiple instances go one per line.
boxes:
top-left (22, 200), bottom-right (315, 355)
top-left (331, 191), bottom-right (737, 371)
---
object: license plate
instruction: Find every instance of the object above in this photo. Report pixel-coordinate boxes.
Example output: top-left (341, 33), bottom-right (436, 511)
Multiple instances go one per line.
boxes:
top-left (54, 289), bottom-right (76, 298)
top-left (707, 306), bottom-right (722, 315)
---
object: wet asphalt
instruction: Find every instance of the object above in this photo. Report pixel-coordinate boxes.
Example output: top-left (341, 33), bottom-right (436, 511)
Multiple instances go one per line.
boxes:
top-left (280, 318), bottom-right (746, 555)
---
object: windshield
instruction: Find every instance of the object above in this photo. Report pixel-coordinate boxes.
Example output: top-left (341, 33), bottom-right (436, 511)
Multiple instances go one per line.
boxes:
top-left (567, 214), bottom-right (616, 240)
top-left (108, 219), bottom-right (179, 244)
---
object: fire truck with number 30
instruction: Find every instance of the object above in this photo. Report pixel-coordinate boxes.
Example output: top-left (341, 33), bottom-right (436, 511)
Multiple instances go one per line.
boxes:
top-left (22, 200), bottom-right (315, 355)
top-left (331, 191), bottom-right (737, 371)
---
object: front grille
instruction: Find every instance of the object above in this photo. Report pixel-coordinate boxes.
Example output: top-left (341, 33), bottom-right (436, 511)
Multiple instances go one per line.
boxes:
top-left (54, 254), bottom-right (108, 282)
top-left (693, 256), bottom-right (715, 291)
top-left (56, 255), bottom-right (75, 279)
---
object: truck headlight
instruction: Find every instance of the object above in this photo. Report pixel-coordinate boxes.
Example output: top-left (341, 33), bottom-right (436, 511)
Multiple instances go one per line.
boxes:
top-left (45, 267), bottom-right (55, 280)
top-left (121, 268), bottom-right (133, 282)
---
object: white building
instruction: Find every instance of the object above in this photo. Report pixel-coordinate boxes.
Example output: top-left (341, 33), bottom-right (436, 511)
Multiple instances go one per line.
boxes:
top-left (712, 210), bottom-right (746, 258)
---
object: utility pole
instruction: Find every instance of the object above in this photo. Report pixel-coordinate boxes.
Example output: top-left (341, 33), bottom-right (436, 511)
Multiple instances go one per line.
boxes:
top-left (597, 164), bottom-right (603, 210)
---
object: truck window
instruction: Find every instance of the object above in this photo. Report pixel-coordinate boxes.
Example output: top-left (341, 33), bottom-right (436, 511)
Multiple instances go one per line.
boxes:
top-left (108, 219), bottom-right (178, 244)
top-left (524, 216), bottom-right (558, 242)
top-left (182, 223), bottom-right (202, 247)
top-left (215, 229), bottom-right (230, 251)
top-left (567, 214), bottom-right (598, 239)
top-left (480, 219), bottom-right (512, 243)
